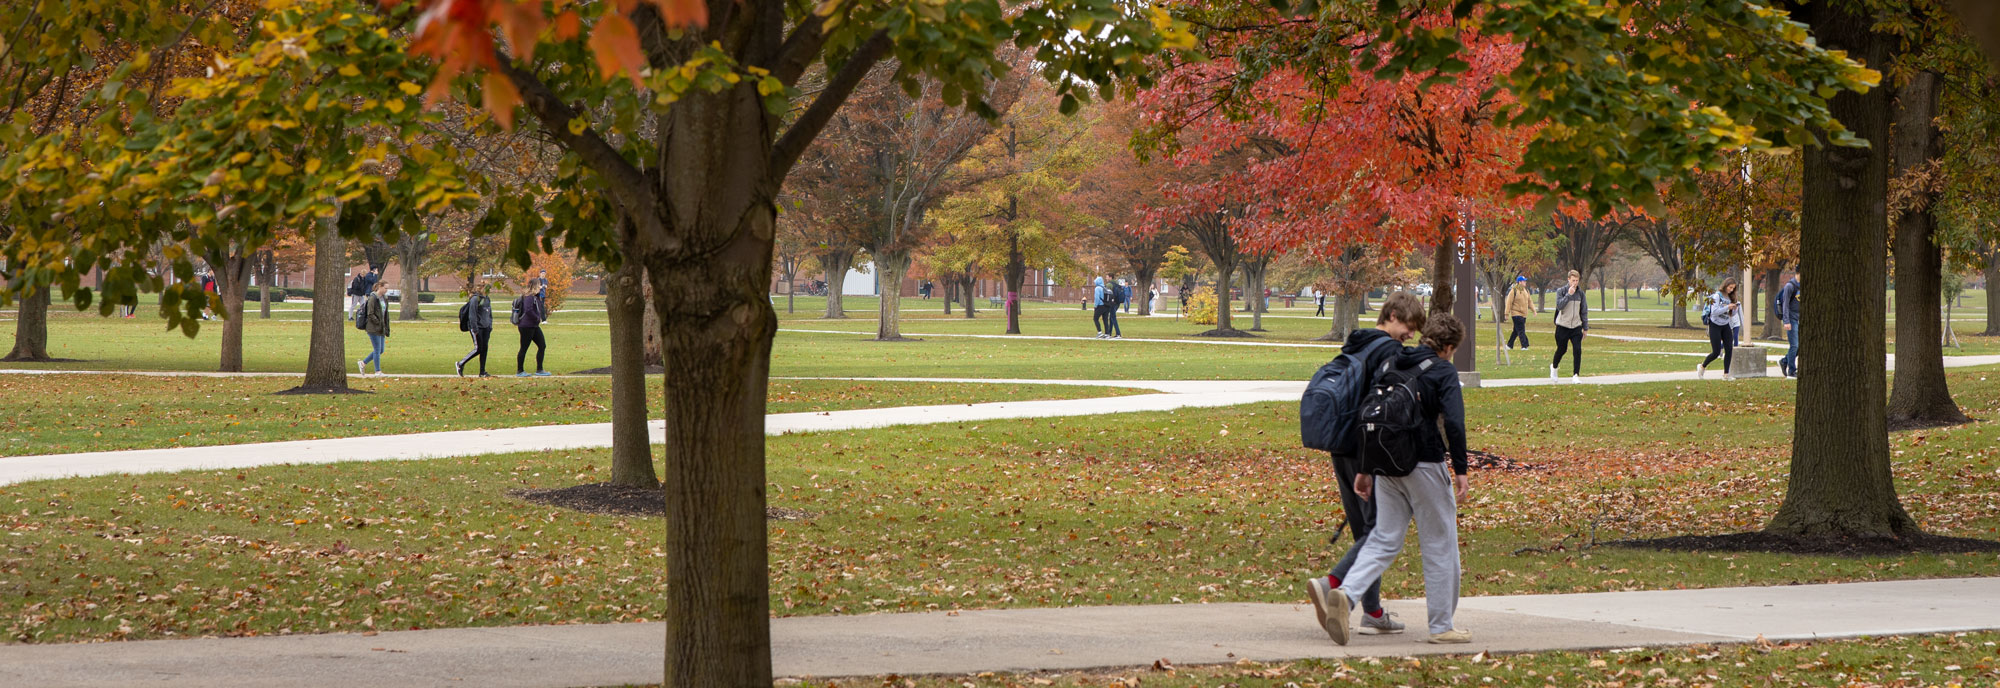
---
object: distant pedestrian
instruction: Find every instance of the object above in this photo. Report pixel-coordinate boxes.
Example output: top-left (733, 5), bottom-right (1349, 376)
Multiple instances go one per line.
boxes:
top-left (536, 269), bottom-right (551, 322)
top-left (200, 273), bottom-right (218, 320)
top-left (1505, 276), bottom-right (1532, 349)
top-left (1776, 272), bottom-right (1801, 377)
top-left (1092, 276), bottom-right (1112, 338)
top-left (1319, 311), bottom-right (1473, 647)
top-left (356, 280), bottom-right (391, 376)
top-left (1315, 291), bottom-right (1326, 317)
top-left (1698, 277), bottom-right (1743, 379)
top-left (347, 267), bottom-right (379, 317)
top-left (1122, 280), bottom-right (1134, 314)
top-left (1107, 279), bottom-right (1127, 338)
top-left (512, 277), bottom-right (551, 377)
top-left (457, 280), bottom-right (494, 377)
top-left (1549, 270), bottom-right (1589, 382)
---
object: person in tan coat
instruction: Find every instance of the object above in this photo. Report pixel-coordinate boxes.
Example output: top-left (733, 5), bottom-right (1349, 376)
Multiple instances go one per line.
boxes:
top-left (1504, 276), bottom-right (1533, 349)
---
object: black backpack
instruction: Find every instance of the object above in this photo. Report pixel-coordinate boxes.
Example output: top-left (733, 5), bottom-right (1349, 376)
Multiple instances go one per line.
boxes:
top-left (1299, 337), bottom-right (1394, 453)
top-left (510, 297), bottom-right (524, 326)
top-left (458, 298), bottom-right (473, 332)
top-left (347, 275), bottom-right (366, 296)
top-left (353, 298), bottom-right (369, 331)
top-left (1356, 357), bottom-right (1435, 477)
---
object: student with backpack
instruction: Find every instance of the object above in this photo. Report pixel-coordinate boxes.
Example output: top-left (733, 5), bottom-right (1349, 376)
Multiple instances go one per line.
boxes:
top-left (1775, 272), bottom-right (1801, 378)
top-left (1698, 277), bottom-right (1743, 379)
top-left (347, 267), bottom-right (379, 317)
top-left (1105, 279), bottom-right (1127, 338)
top-left (355, 281), bottom-right (391, 376)
top-left (1302, 291), bottom-right (1427, 641)
top-left (1317, 312), bottom-right (1473, 646)
top-left (456, 280), bottom-right (494, 377)
top-left (512, 276), bottom-right (551, 377)
top-left (1091, 276), bottom-right (1112, 338)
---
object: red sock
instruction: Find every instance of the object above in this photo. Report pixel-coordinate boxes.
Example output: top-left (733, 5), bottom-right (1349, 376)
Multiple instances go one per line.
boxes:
top-left (1368, 609), bottom-right (1384, 618)
top-left (1327, 575), bottom-right (1341, 587)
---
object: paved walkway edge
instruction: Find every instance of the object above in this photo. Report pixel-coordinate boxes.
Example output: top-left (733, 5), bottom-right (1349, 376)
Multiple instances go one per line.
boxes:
top-left (1, 577), bottom-right (1994, 687)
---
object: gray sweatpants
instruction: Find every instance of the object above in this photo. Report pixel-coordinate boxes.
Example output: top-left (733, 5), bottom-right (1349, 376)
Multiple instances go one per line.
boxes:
top-left (1335, 461), bottom-right (1461, 635)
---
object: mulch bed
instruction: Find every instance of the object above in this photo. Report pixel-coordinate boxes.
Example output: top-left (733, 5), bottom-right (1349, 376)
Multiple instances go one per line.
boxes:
top-left (1468, 449), bottom-right (1543, 472)
top-left (511, 482), bottom-right (814, 521)
top-left (1612, 531), bottom-right (2000, 556)
top-left (1195, 328), bottom-right (1260, 338)
top-left (273, 385), bottom-right (371, 395)
top-left (1887, 416), bottom-right (1979, 433)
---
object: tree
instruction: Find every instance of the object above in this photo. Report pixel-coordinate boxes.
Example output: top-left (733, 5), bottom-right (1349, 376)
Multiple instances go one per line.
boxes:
top-left (1631, 218), bottom-right (1699, 329)
top-left (203, 242), bottom-right (256, 372)
top-left (1548, 211), bottom-right (1639, 307)
top-left (1885, 70), bottom-right (1968, 426)
top-left (395, 0), bottom-right (1190, 683)
top-left (254, 229), bottom-right (314, 318)
top-left (928, 80), bottom-right (1092, 334)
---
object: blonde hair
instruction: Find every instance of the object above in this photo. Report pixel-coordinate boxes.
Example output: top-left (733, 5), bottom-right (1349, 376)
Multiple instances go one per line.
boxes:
top-left (1567, 269), bottom-right (1580, 280)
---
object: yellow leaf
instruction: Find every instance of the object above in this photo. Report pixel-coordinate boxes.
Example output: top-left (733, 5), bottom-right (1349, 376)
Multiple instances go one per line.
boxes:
top-left (231, 152), bottom-right (253, 164)
top-left (385, 99), bottom-right (406, 114)
top-left (398, 82), bottom-right (423, 96)
top-left (305, 158), bottom-right (323, 175)
top-left (568, 117), bottom-right (587, 135)
top-left (304, 92), bottom-right (320, 111)
top-left (338, 64), bottom-right (361, 77)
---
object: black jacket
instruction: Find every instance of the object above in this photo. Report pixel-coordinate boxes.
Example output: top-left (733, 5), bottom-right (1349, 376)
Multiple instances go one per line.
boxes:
top-left (1390, 345), bottom-right (1469, 475)
top-left (1342, 328), bottom-right (1405, 380)
top-left (467, 294), bottom-right (493, 331)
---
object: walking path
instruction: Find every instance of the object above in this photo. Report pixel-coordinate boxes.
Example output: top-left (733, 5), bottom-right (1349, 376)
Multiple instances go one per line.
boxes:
top-left (3, 577), bottom-right (1994, 687)
top-left (12, 355), bottom-right (2000, 484)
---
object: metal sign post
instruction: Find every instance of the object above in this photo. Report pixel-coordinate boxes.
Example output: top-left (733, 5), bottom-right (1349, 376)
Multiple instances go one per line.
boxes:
top-left (1454, 216), bottom-right (1481, 388)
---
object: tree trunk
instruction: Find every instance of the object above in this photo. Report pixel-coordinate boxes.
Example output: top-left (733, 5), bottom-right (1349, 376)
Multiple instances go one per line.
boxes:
top-left (1670, 292), bottom-right (1693, 329)
top-left (1885, 71), bottom-right (1965, 426)
top-left (3, 285), bottom-right (53, 362)
top-left (213, 253), bottom-right (252, 373)
top-left (1430, 232), bottom-right (1455, 315)
top-left (1210, 260), bottom-right (1236, 332)
top-left (298, 216), bottom-right (352, 391)
top-left (821, 251), bottom-right (852, 319)
top-left (1243, 258), bottom-right (1267, 331)
top-left (606, 259), bottom-right (659, 489)
top-left (397, 240), bottom-right (425, 320)
top-left (258, 250), bottom-right (277, 320)
top-left (641, 217), bottom-right (775, 688)
top-left (1314, 292), bottom-right (1363, 342)
top-left (1767, 2), bottom-right (1918, 539)
top-left (1004, 240), bottom-right (1026, 334)
top-left (943, 278), bottom-right (954, 314)
top-left (1984, 247), bottom-right (1999, 336)
top-left (875, 251), bottom-right (909, 340)
top-left (960, 275), bottom-right (976, 318)
top-left (1759, 267), bottom-right (1784, 339)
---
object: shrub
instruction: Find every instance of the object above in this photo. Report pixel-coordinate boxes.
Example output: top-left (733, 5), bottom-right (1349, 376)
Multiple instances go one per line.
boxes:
top-left (286, 288), bottom-right (314, 299)
top-left (418, 292), bottom-right (437, 304)
top-left (247, 288), bottom-right (285, 303)
top-left (1186, 287), bottom-right (1218, 325)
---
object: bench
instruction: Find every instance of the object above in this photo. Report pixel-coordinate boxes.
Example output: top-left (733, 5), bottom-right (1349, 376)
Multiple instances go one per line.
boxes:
top-left (988, 296), bottom-right (1004, 307)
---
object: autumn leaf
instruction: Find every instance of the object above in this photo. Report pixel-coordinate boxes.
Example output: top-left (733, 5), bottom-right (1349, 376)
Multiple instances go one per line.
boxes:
top-left (483, 71), bottom-right (521, 130)
top-left (588, 13), bottom-right (647, 87)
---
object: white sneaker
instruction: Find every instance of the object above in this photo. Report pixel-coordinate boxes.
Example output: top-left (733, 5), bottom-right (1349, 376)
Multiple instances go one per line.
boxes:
top-left (1427, 628), bottom-right (1471, 644)
top-left (1548, 365), bottom-right (1557, 381)
top-left (1305, 577), bottom-right (1339, 641)
top-left (1696, 364), bottom-right (1706, 379)
top-left (1358, 610), bottom-right (1405, 635)
top-left (1571, 375), bottom-right (1580, 384)
top-left (357, 360), bottom-right (366, 375)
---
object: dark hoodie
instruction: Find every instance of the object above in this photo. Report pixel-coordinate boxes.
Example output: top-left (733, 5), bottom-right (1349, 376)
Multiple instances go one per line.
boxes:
top-left (1341, 328), bottom-right (1404, 376)
top-left (1391, 344), bottom-right (1469, 475)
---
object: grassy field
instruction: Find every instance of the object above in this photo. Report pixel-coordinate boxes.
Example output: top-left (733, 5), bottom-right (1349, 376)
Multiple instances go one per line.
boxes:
top-left (790, 631), bottom-right (2000, 687)
top-left (0, 374), bottom-right (1145, 456)
top-left (6, 289), bottom-right (1994, 380)
top-left (4, 370), bottom-right (1997, 643)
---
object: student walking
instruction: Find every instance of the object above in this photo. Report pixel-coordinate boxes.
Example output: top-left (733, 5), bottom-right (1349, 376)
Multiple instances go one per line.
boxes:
top-left (1304, 291), bottom-right (1427, 641)
top-left (347, 267), bottom-right (379, 317)
top-left (355, 281), bottom-right (391, 375)
top-left (457, 280), bottom-right (495, 377)
top-left (1549, 270), bottom-right (1589, 382)
top-left (1505, 276), bottom-right (1533, 349)
top-left (1698, 277), bottom-right (1743, 379)
top-left (1092, 276), bottom-right (1112, 338)
top-left (1316, 312), bottom-right (1474, 646)
top-left (512, 277), bottom-right (551, 377)
top-left (1314, 291), bottom-right (1327, 317)
top-left (1776, 273), bottom-right (1801, 377)
top-left (1106, 279), bottom-right (1126, 338)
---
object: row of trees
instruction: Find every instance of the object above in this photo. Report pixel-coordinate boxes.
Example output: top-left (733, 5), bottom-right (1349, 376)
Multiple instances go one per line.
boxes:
top-left (12, 0), bottom-right (2000, 684)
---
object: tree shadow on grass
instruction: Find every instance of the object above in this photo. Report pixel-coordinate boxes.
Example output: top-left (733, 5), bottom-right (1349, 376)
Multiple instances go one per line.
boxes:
top-left (1611, 532), bottom-right (2000, 556)
top-left (273, 386), bottom-right (370, 396)
top-left (512, 483), bottom-right (813, 521)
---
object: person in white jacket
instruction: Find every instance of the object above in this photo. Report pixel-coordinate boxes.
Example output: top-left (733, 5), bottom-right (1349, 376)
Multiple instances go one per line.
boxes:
top-left (1697, 277), bottom-right (1743, 378)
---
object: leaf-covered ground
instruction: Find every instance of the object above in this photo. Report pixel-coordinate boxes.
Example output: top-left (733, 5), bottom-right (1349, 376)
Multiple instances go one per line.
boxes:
top-left (789, 631), bottom-right (2000, 688)
top-left (0, 374), bottom-right (1145, 455)
top-left (3, 372), bottom-right (1997, 643)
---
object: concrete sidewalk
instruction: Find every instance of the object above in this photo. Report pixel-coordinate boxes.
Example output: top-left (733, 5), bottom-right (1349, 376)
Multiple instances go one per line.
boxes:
top-left (0, 389), bottom-right (1298, 485)
top-left (2, 577), bottom-right (1993, 687)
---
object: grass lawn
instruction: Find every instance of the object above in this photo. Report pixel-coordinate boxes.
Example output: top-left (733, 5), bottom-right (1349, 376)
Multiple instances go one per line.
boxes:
top-left (790, 631), bottom-right (2000, 687)
top-left (0, 375), bottom-right (1146, 456)
top-left (4, 370), bottom-right (1998, 643)
top-left (5, 289), bottom-right (1996, 380)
